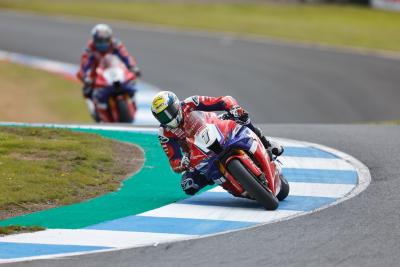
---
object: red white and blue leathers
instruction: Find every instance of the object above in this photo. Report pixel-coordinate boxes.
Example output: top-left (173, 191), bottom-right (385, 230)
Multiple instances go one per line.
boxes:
top-left (77, 38), bottom-right (138, 83)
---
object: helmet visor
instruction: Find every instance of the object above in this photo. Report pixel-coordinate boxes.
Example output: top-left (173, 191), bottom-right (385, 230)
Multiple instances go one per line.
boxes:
top-left (155, 101), bottom-right (180, 125)
top-left (94, 41), bottom-right (110, 52)
top-left (94, 34), bottom-right (111, 51)
top-left (165, 109), bottom-right (182, 128)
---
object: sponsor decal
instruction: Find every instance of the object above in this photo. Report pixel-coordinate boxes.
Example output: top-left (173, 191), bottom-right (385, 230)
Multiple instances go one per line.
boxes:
top-left (184, 96), bottom-right (200, 106)
top-left (181, 177), bottom-right (195, 190)
top-left (152, 95), bottom-right (168, 113)
top-left (170, 127), bottom-right (186, 139)
top-left (158, 135), bottom-right (169, 143)
top-left (192, 96), bottom-right (200, 106)
top-left (201, 129), bottom-right (210, 144)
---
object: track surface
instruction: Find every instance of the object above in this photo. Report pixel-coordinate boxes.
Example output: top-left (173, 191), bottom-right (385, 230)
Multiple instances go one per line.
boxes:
top-left (4, 125), bottom-right (400, 267)
top-left (1, 11), bottom-right (400, 267)
top-left (1, 11), bottom-right (400, 123)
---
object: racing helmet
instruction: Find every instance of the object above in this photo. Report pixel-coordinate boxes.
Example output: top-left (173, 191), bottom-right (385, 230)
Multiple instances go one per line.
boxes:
top-left (151, 91), bottom-right (183, 128)
top-left (92, 24), bottom-right (113, 52)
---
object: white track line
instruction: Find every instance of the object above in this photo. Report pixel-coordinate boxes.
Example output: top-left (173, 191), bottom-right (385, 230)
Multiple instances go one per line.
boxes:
top-left (288, 182), bottom-right (354, 198)
top-left (139, 204), bottom-right (300, 223)
top-left (279, 156), bottom-right (355, 170)
top-left (1, 229), bottom-right (193, 248)
top-left (0, 122), bottom-right (158, 133)
top-left (271, 138), bottom-right (307, 147)
top-left (209, 183), bottom-right (354, 198)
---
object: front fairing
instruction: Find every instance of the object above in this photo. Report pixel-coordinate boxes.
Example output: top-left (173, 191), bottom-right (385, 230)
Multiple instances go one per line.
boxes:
top-left (185, 112), bottom-right (257, 181)
top-left (204, 126), bottom-right (257, 180)
top-left (222, 125), bottom-right (255, 153)
top-left (94, 55), bottom-right (136, 88)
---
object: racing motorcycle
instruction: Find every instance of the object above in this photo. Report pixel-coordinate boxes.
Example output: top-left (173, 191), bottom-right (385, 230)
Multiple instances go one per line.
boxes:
top-left (92, 55), bottom-right (137, 123)
top-left (185, 111), bottom-right (289, 210)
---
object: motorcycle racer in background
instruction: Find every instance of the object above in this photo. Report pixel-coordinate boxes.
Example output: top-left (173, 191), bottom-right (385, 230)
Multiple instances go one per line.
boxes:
top-left (151, 91), bottom-right (284, 196)
top-left (77, 24), bottom-right (141, 121)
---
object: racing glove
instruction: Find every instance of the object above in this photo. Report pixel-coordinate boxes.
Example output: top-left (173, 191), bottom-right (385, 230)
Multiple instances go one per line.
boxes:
top-left (229, 105), bottom-right (249, 124)
top-left (129, 66), bottom-right (142, 78)
top-left (179, 154), bottom-right (191, 171)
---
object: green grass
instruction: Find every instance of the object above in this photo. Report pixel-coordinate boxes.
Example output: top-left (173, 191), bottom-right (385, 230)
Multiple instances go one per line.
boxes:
top-left (373, 120), bottom-right (400, 124)
top-left (0, 0), bottom-right (399, 52)
top-left (0, 127), bottom-right (141, 221)
top-left (0, 61), bottom-right (90, 123)
top-left (0, 225), bottom-right (45, 235)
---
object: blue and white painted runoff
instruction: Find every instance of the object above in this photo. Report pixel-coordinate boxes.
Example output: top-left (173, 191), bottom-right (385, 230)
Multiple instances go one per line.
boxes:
top-left (0, 50), bottom-right (158, 125)
top-left (0, 128), bottom-right (371, 264)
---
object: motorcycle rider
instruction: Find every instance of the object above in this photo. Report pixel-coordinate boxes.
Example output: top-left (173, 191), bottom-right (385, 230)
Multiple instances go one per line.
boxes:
top-left (77, 24), bottom-right (141, 121)
top-left (151, 91), bottom-right (284, 196)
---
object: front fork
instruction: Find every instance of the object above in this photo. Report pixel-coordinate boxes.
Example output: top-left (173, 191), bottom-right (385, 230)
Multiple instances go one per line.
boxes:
top-left (108, 94), bottom-right (137, 122)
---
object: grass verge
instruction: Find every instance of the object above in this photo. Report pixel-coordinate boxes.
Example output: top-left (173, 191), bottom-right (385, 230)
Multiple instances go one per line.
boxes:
top-left (0, 126), bottom-right (143, 224)
top-left (0, 225), bottom-right (45, 236)
top-left (373, 120), bottom-right (400, 124)
top-left (0, 0), bottom-right (399, 52)
top-left (0, 61), bottom-right (90, 123)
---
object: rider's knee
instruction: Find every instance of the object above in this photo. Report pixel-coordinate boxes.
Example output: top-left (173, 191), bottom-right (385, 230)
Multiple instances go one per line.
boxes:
top-left (181, 171), bottom-right (212, 195)
top-left (181, 175), bottom-right (200, 195)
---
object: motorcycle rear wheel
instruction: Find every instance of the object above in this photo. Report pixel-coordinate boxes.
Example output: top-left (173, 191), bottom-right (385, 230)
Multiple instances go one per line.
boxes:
top-left (117, 99), bottom-right (134, 123)
top-left (227, 159), bottom-right (279, 210)
top-left (277, 175), bottom-right (290, 201)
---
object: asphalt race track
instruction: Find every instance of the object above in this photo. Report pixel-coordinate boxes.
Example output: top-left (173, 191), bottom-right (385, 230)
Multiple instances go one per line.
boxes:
top-left (1, 11), bottom-right (400, 123)
top-left (1, 10), bottom-right (400, 267)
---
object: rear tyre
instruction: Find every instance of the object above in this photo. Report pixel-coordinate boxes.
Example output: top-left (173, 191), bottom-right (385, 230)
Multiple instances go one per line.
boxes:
top-left (227, 159), bottom-right (279, 210)
top-left (277, 175), bottom-right (290, 201)
top-left (117, 99), bottom-right (134, 123)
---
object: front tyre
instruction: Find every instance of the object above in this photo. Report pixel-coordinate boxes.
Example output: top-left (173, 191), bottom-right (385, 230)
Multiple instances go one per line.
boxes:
top-left (117, 99), bottom-right (134, 123)
top-left (227, 159), bottom-right (279, 210)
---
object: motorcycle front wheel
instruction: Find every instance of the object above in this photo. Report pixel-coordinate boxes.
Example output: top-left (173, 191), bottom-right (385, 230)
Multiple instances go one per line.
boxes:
top-left (227, 159), bottom-right (279, 210)
top-left (116, 99), bottom-right (134, 123)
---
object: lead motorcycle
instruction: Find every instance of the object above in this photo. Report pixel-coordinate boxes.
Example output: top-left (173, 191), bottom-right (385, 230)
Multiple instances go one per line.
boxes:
top-left (185, 111), bottom-right (289, 210)
top-left (91, 55), bottom-right (137, 123)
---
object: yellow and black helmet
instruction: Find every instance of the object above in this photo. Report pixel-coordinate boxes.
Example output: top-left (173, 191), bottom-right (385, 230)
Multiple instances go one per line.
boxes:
top-left (151, 91), bottom-right (183, 128)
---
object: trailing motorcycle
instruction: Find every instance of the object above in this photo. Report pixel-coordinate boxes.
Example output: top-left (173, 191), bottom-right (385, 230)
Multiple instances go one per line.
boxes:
top-left (92, 55), bottom-right (137, 123)
top-left (185, 111), bottom-right (289, 210)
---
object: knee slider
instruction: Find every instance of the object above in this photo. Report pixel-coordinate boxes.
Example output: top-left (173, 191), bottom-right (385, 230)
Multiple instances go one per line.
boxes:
top-left (181, 176), bottom-right (200, 195)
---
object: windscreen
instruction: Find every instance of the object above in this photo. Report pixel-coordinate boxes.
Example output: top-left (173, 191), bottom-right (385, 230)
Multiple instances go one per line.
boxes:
top-left (99, 54), bottom-right (120, 69)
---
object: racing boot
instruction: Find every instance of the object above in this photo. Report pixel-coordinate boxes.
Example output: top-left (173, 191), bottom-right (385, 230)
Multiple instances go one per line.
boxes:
top-left (235, 115), bottom-right (284, 157)
top-left (262, 137), bottom-right (284, 157)
top-left (252, 127), bottom-right (284, 157)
